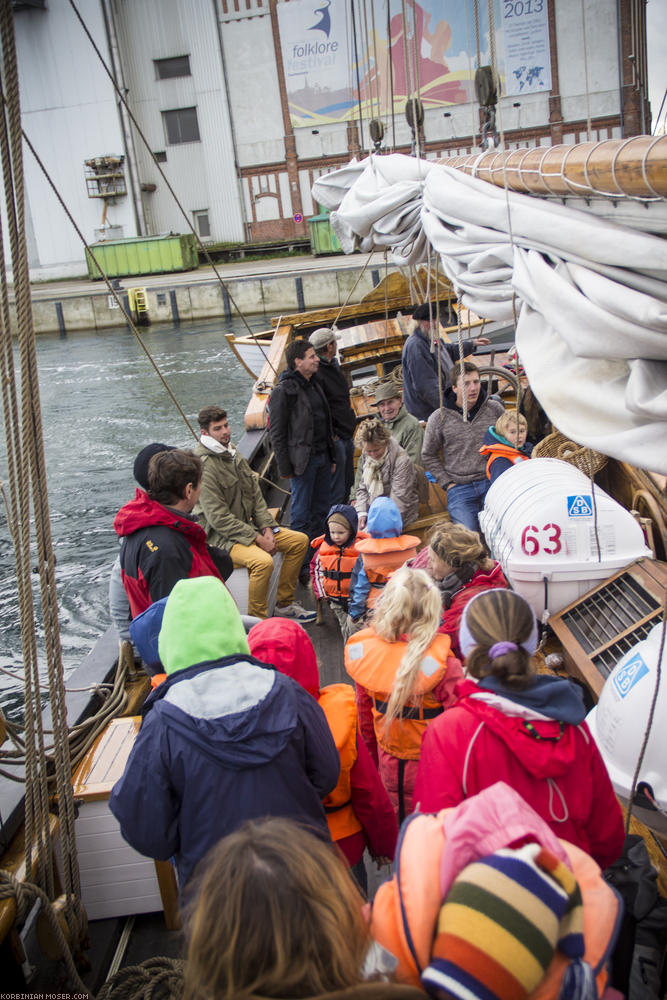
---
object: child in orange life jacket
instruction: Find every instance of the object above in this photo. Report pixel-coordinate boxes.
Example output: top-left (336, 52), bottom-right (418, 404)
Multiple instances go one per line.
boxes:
top-left (248, 617), bottom-right (398, 894)
top-left (345, 566), bottom-right (463, 823)
top-left (479, 409), bottom-right (532, 485)
top-left (311, 505), bottom-right (368, 640)
top-left (347, 496), bottom-right (420, 629)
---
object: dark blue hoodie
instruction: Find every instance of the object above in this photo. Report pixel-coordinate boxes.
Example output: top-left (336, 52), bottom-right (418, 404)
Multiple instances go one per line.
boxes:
top-left (109, 577), bottom-right (339, 891)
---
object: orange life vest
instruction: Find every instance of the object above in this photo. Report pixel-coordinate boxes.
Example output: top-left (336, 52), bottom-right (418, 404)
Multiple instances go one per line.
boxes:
top-left (345, 629), bottom-right (452, 760)
top-left (479, 440), bottom-right (530, 479)
top-left (312, 532), bottom-right (368, 600)
top-left (354, 534), bottom-right (420, 609)
top-left (318, 684), bottom-right (363, 842)
top-left (370, 809), bottom-right (620, 998)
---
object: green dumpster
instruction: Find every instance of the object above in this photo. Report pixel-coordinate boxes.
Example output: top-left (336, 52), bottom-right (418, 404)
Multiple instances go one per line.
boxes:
top-left (86, 234), bottom-right (199, 279)
top-left (307, 210), bottom-right (342, 256)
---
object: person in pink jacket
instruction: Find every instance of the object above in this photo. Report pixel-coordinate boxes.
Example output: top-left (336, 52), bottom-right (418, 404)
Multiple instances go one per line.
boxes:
top-left (414, 588), bottom-right (624, 870)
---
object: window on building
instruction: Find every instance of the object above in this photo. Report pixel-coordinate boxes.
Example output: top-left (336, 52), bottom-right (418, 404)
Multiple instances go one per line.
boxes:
top-left (154, 150), bottom-right (167, 163)
top-left (193, 210), bottom-right (211, 239)
top-left (162, 107), bottom-right (200, 145)
top-left (155, 55), bottom-right (191, 80)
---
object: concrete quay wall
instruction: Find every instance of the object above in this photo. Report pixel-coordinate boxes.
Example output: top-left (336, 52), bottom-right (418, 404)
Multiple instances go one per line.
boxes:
top-left (23, 258), bottom-right (387, 334)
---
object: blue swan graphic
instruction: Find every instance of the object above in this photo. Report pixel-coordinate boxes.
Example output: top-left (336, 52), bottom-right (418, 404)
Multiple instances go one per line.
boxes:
top-left (309, 0), bottom-right (331, 38)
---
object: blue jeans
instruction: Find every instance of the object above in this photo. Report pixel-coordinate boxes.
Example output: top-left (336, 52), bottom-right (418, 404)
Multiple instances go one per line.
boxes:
top-left (446, 479), bottom-right (490, 532)
top-left (332, 437), bottom-right (355, 504)
top-left (290, 451), bottom-right (332, 544)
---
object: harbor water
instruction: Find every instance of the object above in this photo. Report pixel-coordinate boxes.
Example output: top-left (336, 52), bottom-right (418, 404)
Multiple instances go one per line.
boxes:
top-left (0, 316), bottom-right (266, 719)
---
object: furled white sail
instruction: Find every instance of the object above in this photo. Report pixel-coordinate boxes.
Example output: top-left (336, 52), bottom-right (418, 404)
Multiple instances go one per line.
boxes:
top-left (313, 154), bottom-right (667, 475)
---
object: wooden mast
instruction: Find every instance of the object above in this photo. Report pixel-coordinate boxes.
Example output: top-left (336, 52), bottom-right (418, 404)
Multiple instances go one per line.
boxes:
top-left (445, 135), bottom-right (667, 199)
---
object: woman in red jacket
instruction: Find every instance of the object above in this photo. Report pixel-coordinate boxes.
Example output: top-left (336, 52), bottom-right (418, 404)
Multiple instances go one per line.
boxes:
top-left (410, 521), bottom-right (507, 658)
top-left (345, 567), bottom-right (463, 823)
top-left (413, 588), bottom-right (625, 870)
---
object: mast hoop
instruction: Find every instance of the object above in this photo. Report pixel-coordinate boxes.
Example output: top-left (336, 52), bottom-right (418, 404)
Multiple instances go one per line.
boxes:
top-left (640, 134), bottom-right (667, 199)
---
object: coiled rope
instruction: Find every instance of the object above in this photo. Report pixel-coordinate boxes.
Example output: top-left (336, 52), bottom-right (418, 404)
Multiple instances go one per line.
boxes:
top-left (97, 957), bottom-right (185, 1000)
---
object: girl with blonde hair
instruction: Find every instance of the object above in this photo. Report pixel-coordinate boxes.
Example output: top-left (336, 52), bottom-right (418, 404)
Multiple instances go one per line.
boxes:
top-left (414, 588), bottom-right (624, 869)
top-left (183, 817), bottom-right (423, 1000)
top-left (345, 567), bottom-right (463, 821)
top-left (410, 519), bottom-right (507, 658)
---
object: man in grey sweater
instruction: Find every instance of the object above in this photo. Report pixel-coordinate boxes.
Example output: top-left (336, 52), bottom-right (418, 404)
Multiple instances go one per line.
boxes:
top-left (422, 361), bottom-right (504, 531)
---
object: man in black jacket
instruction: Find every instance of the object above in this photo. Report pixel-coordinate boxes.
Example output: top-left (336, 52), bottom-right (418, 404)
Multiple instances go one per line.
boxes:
top-left (309, 327), bottom-right (356, 503)
top-left (268, 339), bottom-right (335, 562)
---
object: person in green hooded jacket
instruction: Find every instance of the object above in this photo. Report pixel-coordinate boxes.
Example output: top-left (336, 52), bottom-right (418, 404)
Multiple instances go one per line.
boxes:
top-left (109, 576), bottom-right (339, 891)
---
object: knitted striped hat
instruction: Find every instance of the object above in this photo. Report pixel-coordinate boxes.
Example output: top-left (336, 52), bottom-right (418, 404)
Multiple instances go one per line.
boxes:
top-left (421, 843), bottom-right (594, 1000)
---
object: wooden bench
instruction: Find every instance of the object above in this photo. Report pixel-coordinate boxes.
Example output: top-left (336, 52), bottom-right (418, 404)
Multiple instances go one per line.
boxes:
top-left (71, 717), bottom-right (179, 929)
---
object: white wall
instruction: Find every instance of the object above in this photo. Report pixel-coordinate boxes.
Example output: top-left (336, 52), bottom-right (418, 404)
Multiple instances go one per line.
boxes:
top-left (8, 0), bottom-right (135, 276)
top-left (113, 0), bottom-right (246, 242)
top-left (220, 16), bottom-right (285, 168)
top-left (556, 0), bottom-right (621, 122)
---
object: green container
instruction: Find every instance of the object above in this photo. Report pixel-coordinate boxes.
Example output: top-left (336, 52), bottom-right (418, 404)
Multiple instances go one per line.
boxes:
top-left (86, 234), bottom-right (199, 279)
top-left (307, 211), bottom-right (342, 256)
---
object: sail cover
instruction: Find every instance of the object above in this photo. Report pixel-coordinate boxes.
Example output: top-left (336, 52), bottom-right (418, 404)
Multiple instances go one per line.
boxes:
top-left (312, 154), bottom-right (667, 475)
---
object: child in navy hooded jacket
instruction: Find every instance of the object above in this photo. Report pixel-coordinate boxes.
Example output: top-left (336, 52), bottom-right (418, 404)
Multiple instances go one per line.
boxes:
top-left (347, 497), bottom-right (420, 624)
top-left (109, 576), bottom-right (339, 892)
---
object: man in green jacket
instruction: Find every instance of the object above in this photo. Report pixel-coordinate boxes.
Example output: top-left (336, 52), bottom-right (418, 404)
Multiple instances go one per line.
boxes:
top-left (373, 381), bottom-right (424, 464)
top-left (195, 405), bottom-right (315, 622)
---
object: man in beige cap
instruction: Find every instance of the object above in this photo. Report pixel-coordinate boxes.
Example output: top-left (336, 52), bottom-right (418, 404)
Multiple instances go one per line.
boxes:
top-left (373, 381), bottom-right (424, 465)
top-left (309, 327), bottom-right (356, 503)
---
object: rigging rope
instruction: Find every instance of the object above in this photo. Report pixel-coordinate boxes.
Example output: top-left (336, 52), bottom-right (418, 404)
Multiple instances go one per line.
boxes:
top-left (330, 250), bottom-right (374, 329)
top-left (65, 0), bottom-right (260, 347)
top-left (14, 125), bottom-right (198, 440)
top-left (385, 0), bottom-right (396, 150)
top-left (0, 0), bottom-right (85, 950)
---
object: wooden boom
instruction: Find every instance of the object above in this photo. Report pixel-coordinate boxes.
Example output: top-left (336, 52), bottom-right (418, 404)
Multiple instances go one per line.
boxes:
top-left (446, 135), bottom-right (667, 199)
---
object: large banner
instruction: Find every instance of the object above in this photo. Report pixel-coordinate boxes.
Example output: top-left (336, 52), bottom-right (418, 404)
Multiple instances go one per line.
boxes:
top-left (278, 1), bottom-right (549, 128)
top-left (501, 0), bottom-right (552, 95)
top-left (278, 0), bottom-right (356, 126)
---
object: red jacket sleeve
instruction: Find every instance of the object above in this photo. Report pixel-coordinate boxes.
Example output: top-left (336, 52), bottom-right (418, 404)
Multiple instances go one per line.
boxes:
top-left (355, 682), bottom-right (378, 768)
top-left (584, 730), bottom-right (626, 869)
top-left (412, 711), bottom-right (466, 814)
top-left (432, 655), bottom-right (464, 709)
top-left (349, 734), bottom-right (398, 860)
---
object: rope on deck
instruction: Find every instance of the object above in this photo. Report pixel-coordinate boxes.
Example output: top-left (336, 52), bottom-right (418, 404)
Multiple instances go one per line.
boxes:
top-left (97, 957), bottom-right (186, 1000)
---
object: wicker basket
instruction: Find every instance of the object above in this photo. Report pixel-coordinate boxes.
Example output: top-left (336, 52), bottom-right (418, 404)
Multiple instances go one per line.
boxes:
top-left (531, 429), bottom-right (607, 476)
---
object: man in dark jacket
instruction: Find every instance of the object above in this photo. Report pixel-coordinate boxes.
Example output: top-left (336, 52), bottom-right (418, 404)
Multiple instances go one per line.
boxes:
top-left (268, 339), bottom-right (335, 556)
top-left (309, 327), bottom-right (356, 503)
top-left (109, 576), bottom-right (339, 891)
top-left (401, 301), bottom-right (490, 421)
top-left (113, 449), bottom-right (232, 618)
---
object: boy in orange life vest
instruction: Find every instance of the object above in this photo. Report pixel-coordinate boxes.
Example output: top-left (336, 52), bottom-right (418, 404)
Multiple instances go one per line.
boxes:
top-left (347, 496), bottom-right (420, 627)
top-left (247, 618), bottom-right (398, 893)
top-left (311, 504), bottom-right (368, 639)
top-left (479, 410), bottom-right (532, 485)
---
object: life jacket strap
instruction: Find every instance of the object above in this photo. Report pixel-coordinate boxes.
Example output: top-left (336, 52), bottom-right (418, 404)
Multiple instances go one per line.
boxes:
top-left (372, 697), bottom-right (442, 721)
top-left (323, 567), bottom-right (353, 582)
top-left (325, 798), bottom-right (353, 814)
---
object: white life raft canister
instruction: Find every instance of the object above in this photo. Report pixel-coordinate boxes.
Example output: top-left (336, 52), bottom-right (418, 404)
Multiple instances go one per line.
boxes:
top-left (479, 457), bottom-right (651, 618)
top-left (587, 621), bottom-right (667, 835)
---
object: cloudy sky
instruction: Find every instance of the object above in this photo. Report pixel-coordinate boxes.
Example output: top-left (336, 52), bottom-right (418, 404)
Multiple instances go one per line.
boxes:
top-left (647, 0), bottom-right (666, 132)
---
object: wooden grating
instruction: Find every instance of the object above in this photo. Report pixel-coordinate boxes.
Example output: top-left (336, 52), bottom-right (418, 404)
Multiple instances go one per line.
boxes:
top-left (549, 558), bottom-right (667, 699)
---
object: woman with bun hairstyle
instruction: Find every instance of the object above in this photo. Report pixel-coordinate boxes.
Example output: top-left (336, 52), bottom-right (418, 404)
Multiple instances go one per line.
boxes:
top-left (183, 817), bottom-right (424, 1000)
top-left (411, 520), bottom-right (507, 658)
top-left (413, 588), bottom-right (625, 869)
top-left (345, 567), bottom-right (463, 822)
